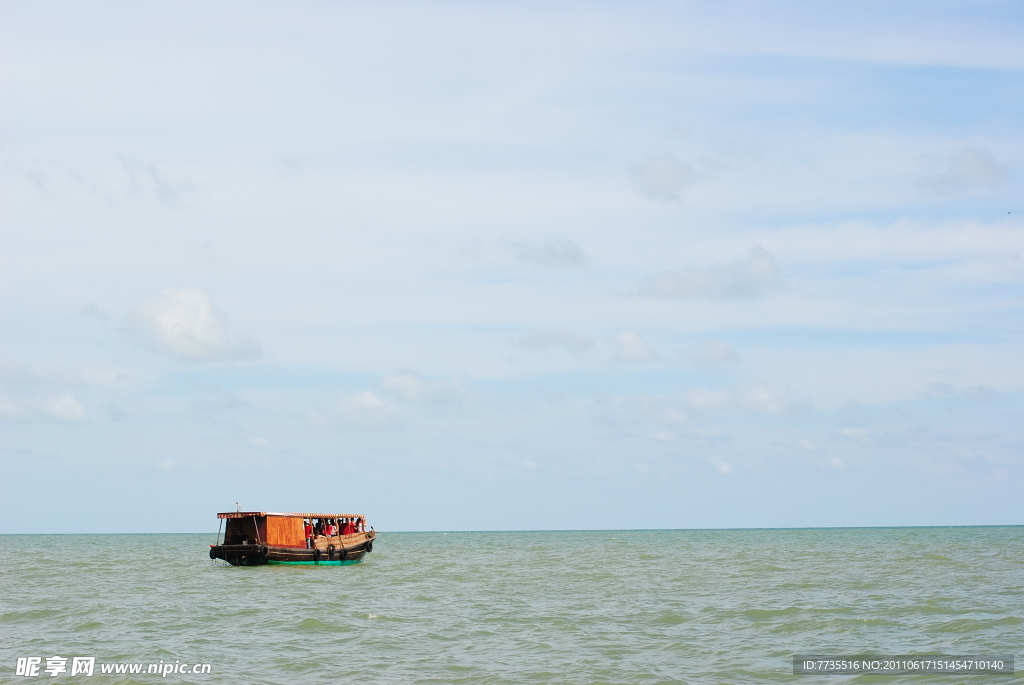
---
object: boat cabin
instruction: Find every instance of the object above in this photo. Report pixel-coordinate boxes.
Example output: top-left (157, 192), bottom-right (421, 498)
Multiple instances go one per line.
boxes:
top-left (218, 511), bottom-right (366, 548)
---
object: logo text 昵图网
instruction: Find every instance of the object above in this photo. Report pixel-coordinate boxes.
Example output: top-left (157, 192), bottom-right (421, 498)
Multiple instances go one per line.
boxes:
top-left (16, 657), bottom-right (212, 677)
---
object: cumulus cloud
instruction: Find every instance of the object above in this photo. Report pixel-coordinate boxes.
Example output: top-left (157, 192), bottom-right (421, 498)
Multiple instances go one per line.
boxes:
top-left (710, 459), bottom-right (734, 475)
top-left (680, 385), bottom-right (804, 415)
top-left (653, 425), bottom-right (727, 442)
top-left (312, 392), bottom-right (403, 431)
top-left (0, 394), bottom-right (86, 422)
top-left (646, 246), bottom-right (782, 299)
top-left (515, 236), bottom-right (585, 266)
top-left (131, 288), bottom-right (261, 362)
top-left (339, 392), bottom-right (402, 430)
top-left (590, 394), bottom-right (687, 430)
top-left (0, 395), bottom-right (21, 421)
top-left (0, 360), bottom-right (130, 389)
top-left (918, 382), bottom-right (999, 402)
top-left (614, 332), bottom-right (656, 362)
top-left (45, 395), bottom-right (87, 422)
top-left (688, 338), bottom-right (740, 368)
top-left (922, 147), bottom-right (1008, 196)
top-left (838, 427), bottom-right (872, 446)
top-left (630, 154), bottom-right (697, 201)
top-left (687, 389), bottom-right (731, 410)
top-left (517, 327), bottom-right (593, 354)
top-left (381, 373), bottom-right (468, 405)
top-left (739, 384), bottom-right (798, 416)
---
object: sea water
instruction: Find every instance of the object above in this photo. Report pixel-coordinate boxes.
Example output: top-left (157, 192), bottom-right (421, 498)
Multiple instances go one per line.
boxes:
top-left (1, 527), bottom-right (1021, 684)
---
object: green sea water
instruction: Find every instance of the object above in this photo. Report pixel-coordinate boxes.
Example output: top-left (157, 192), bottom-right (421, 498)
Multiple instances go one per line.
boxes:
top-left (1, 527), bottom-right (1021, 684)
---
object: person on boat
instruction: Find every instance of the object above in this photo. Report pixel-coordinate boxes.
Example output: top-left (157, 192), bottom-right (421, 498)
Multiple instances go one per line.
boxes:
top-left (304, 519), bottom-right (313, 548)
top-left (326, 520), bottom-right (336, 536)
top-left (340, 518), bottom-right (353, 535)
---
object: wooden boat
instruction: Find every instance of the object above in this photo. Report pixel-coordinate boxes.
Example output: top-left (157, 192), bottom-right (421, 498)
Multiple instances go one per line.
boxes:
top-left (209, 511), bottom-right (375, 566)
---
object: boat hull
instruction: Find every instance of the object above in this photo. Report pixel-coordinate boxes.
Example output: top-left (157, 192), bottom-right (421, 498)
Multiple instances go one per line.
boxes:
top-left (210, 532), bottom-right (375, 567)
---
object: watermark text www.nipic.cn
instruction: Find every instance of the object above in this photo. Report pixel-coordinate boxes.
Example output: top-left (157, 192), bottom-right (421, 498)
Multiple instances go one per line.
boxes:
top-left (15, 657), bottom-right (212, 677)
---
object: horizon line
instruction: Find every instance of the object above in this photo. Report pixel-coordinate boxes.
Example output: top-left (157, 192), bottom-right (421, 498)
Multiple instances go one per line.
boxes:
top-left (2, 523), bottom-right (1021, 536)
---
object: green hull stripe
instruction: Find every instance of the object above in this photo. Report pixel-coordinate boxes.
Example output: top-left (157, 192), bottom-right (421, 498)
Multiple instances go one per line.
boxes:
top-left (266, 559), bottom-right (362, 566)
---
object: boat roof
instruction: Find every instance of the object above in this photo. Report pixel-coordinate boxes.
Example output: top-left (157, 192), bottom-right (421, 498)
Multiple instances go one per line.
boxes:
top-left (217, 511), bottom-right (364, 519)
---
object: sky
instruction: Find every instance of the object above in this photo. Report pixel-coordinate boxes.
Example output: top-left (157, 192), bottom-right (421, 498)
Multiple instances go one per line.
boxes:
top-left (1, 1), bottom-right (1023, 533)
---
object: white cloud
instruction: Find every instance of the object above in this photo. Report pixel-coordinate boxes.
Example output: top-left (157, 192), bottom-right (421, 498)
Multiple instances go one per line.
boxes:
top-left (0, 360), bottom-right (131, 389)
top-left (44, 395), bottom-right (86, 422)
top-left (514, 236), bottom-right (585, 266)
top-left (381, 374), bottom-right (468, 405)
top-left (131, 288), bottom-right (261, 362)
top-left (630, 154), bottom-right (697, 201)
top-left (336, 392), bottom-right (403, 430)
top-left (681, 426), bottom-right (727, 441)
top-left (0, 394), bottom-right (86, 423)
top-left (652, 425), bottom-right (727, 442)
top-left (517, 327), bottom-right (593, 353)
top-left (663, 407), bottom-right (688, 424)
top-left (797, 438), bottom-right (818, 451)
top-left (918, 382), bottom-right (999, 402)
top-left (647, 246), bottom-right (782, 299)
top-left (308, 392), bottom-right (404, 430)
top-left (711, 459), bottom-right (735, 475)
top-left (739, 385), bottom-right (798, 416)
top-left (306, 411), bottom-right (331, 427)
top-left (838, 427), bottom-right (872, 446)
top-left (50, 366), bottom-right (133, 388)
top-left (614, 332), bottom-right (656, 362)
top-left (687, 389), bottom-right (731, 410)
top-left (688, 338), bottom-right (740, 368)
top-left (922, 147), bottom-right (1008, 196)
top-left (677, 385), bottom-right (803, 416)
top-left (0, 395), bottom-right (22, 420)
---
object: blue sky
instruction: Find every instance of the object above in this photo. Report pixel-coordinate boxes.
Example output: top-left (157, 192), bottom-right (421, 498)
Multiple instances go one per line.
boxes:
top-left (2, 1), bottom-right (1022, 532)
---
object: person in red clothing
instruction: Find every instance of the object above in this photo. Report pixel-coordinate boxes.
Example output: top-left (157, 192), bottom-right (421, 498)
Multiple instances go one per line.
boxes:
top-left (304, 519), bottom-right (313, 548)
top-left (341, 518), bottom-right (353, 536)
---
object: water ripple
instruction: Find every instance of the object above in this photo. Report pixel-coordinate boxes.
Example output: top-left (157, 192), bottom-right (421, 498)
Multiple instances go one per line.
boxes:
top-left (1, 528), bottom-right (1022, 684)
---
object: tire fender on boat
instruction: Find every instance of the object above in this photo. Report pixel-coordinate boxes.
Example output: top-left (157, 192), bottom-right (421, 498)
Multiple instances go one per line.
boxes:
top-left (312, 548), bottom-right (321, 562)
top-left (365, 540), bottom-right (373, 553)
top-left (327, 544), bottom-right (335, 559)
top-left (259, 544), bottom-right (268, 557)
